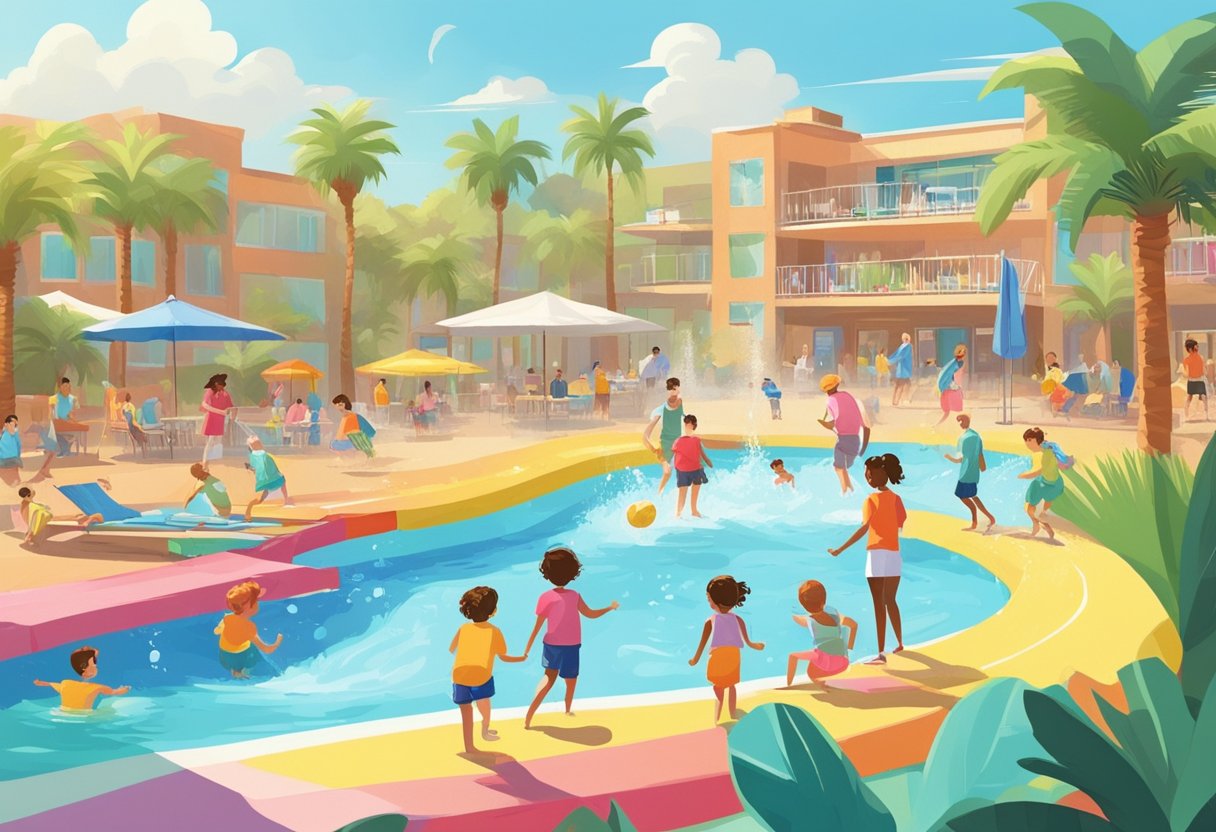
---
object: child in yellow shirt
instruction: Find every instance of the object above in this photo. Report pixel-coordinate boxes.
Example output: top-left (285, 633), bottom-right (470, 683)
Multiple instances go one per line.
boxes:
top-left (450, 586), bottom-right (526, 754)
top-left (34, 646), bottom-right (129, 711)
top-left (215, 581), bottom-right (283, 678)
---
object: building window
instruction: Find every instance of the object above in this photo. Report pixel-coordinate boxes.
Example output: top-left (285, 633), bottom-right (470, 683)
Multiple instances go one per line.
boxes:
top-left (729, 159), bottom-right (764, 207)
top-left (40, 232), bottom-right (77, 280)
top-left (132, 240), bottom-right (156, 287)
top-left (85, 236), bottom-right (116, 283)
top-left (729, 301), bottom-right (765, 340)
top-left (212, 169), bottom-right (229, 197)
top-left (185, 244), bottom-right (222, 296)
top-left (728, 233), bottom-right (766, 278)
top-left (283, 277), bottom-right (326, 324)
top-left (1054, 218), bottom-right (1079, 285)
top-left (128, 342), bottom-right (167, 367)
top-left (236, 202), bottom-right (325, 252)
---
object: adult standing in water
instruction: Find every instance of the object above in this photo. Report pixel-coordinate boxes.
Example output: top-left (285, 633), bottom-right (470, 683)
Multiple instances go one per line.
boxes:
top-left (944, 413), bottom-right (995, 531)
top-left (890, 333), bottom-right (913, 406)
top-left (200, 374), bottom-right (234, 465)
top-left (817, 374), bottom-right (870, 494)
top-left (642, 377), bottom-right (684, 496)
top-left (934, 344), bottom-right (967, 428)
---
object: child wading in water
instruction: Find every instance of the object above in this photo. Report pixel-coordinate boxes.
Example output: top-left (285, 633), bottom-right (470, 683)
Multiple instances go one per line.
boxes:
top-left (1019, 427), bottom-right (1074, 540)
top-left (522, 548), bottom-right (619, 728)
top-left (785, 580), bottom-right (857, 688)
top-left (688, 575), bottom-right (765, 724)
top-left (33, 646), bottom-right (129, 711)
top-left (214, 581), bottom-right (282, 678)
top-left (770, 458), bottom-right (795, 488)
top-left (449, 586), bottom-right (526, 754)
top-left (671, 414), bottom-right (712, 518)
top-left (828, 454), bottom-right (907, 665)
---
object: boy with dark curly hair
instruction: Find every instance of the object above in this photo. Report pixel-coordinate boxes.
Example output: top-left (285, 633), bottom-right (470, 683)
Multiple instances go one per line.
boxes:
top-left (522, 547), bottom-right (619, 729)
top-left (688, 575), bottom-right (764, 724)
top-left (450, 585), bottom-right (526, 754)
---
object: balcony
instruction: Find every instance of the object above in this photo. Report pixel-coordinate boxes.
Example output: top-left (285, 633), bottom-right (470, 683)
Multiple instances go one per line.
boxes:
top-left (781, 175), bottom-right (1031, 226)
top-left (776, 255), bottom-right (1042, 299)
top-left (1167, 236), bottom-right (1216, 283)
top-left (632, 250), bottom-right (712, 289)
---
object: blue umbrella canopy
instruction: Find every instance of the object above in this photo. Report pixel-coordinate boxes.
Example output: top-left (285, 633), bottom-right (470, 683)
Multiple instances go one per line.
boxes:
top-left (80, 295), bottom-right (285, 343)
top-left (992, 258), bottom-right (1027, 359)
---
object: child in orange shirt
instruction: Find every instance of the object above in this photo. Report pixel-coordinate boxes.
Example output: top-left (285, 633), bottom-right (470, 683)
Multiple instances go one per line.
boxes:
top-left (214, 581), bottom-right (282, 678)
top-left (1182, 338), bottom-right (1208, 421)
top-left (450, 586), bottom-right (527, 754)
top-left (34, 646), bottom-right (129, 711)
top-left (828, 454), bottom-right (907, 665)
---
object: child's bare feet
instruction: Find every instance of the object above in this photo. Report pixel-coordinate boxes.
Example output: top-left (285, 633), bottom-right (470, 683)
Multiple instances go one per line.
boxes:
top-left (1043, 521), bottom-right (1055, 540)
top-left (691, 511), bottom-right (703, 518)
top-left (963, 523), bottom-right (977, 531)
top-left (480, 728), bottom-right (499, 741)
top-left (864, 653), bottom-right (887, 665)
top-left (1029, 519), bottom-right (1041, 537)
top-left (892, 644), bottom-right (905, 654)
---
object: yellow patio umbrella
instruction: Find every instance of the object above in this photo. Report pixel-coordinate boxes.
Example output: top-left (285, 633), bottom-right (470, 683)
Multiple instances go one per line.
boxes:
top-left (357, 349), bottom-right (486, 377)
top-left (260, 358), bottom-right (324, 399)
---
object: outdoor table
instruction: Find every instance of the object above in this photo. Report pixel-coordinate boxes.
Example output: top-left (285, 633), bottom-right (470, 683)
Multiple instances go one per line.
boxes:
top-left (161, 416), bottom-right (202, 450)
top-left (52, 419), bottom-right (91, 456)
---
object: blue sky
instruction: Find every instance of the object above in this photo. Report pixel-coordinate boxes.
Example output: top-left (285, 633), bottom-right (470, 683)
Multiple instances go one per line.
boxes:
top-left (0, 0), bottom-right (1208, 204)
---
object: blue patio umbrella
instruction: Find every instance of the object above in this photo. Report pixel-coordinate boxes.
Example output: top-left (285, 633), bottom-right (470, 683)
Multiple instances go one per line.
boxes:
top-left (82, 295), bottom-right (285, 418)
top-left (992, 256), bottom-right (1027, 424)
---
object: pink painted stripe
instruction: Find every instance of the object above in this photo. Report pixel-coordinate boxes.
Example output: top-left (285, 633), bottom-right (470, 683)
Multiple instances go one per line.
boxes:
top-left (248, 520), bottom-right (349, 563)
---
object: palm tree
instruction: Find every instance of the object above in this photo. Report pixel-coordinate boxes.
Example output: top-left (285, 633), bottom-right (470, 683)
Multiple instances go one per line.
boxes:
top-left (445, 116), bottom-right (550, 305)
top-left (561, 94), bottom-right (655, 313)
top-left (13, 298), bottom-right (107, 395)
top-left (1060, 252), bottom-right (1134, 363)
top-left (976, 3), bottom-right (1216, 454)
top-left (0, 122), bottom-right (91, 415)
top-left (150, 155), bottom-right (227, 298)
top-left (288, 100), bottom-right (400, 395)
top-left (87, 124), bottom-right (181, 386)
top-left (521, 209), bottom-right (605, 299)
top-left (213, 342), bottom-right (280, 404)
top-left (400, 236), bottom-right (477, 316)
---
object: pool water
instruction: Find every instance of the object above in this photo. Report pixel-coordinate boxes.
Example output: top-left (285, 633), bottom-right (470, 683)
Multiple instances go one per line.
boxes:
top-left (0, 442), bottom-right (1028, 779)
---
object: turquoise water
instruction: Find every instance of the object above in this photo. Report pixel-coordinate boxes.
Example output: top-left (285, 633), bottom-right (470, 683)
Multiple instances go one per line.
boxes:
top-left (0, 442), bottom-right (1025, 779)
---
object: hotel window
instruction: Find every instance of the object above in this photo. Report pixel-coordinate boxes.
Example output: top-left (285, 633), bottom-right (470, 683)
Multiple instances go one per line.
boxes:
top-left (212, 169), bottom-right (229, 197)
top-left (185, 244), bottom-right (222, 296)
top-left (729, 302), bottom-right (765, 341)
top-left (132, 240), bottom-right (156, 287)
top-left (40, 232), bottom-right (77, 280)
top-left (85, 236), bottom-right (116, 283)
top-left (729, 159), bottom-right (764, 207)
top-left (236, 202), bottom-right (324, 252)
top-left (728, 233), bottom-right (766, 278)
top-left (1054, 218), bottom-right (1079, 285)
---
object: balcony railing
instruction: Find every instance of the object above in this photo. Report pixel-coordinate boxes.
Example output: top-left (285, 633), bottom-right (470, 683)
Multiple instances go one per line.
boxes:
top-left (1167, 236), bottom-right (1216, 282)
top-left (781, 176), bottom-right (1031, 225)
top-left (634, 251), bottom-right (712, 286)
top-left (776, 255), bottom-right (1042, 298)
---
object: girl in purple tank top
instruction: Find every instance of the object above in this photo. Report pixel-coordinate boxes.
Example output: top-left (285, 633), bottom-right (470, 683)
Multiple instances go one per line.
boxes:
top-left (688, 575), bottom-right (765, 724)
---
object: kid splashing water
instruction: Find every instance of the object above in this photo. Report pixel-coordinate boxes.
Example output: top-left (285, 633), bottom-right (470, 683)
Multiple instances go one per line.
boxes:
top-left (688, 575), bottom-right (765, 724)
top-left (785, 580), bottom-right (857, 689)
top-left (215, 581), bottom-right (283, 678)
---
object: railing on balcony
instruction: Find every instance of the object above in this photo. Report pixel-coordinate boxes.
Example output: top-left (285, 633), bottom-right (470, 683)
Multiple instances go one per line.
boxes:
top-left (1167, 236), bottom-right (1216, 282)
top-left (776, 255), bottom-right (1042, 298)
top-left (633, 251), bottom-right (712, 286)
top-left (781, 175), bottom-right (1031, 225)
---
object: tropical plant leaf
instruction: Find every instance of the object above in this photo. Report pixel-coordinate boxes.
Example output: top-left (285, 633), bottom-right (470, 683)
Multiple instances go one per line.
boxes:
top-left (727, 703), bottom-right (895, 832)
top-left (942, 801), bottom-right (1115, 832)
top-left (332, 813), bottom-right (407, 832)
top-left (552, 805), bottom-right (614, 831)
top-left (1137, 13), bottom-right (1216, 126)
top-left (1171, 672), bottom-right (1216, 831)
top-left (1180, 433), bottom-right (1216, 714)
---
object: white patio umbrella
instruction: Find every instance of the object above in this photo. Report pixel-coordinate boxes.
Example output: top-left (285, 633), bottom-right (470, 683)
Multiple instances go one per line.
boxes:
top-left (37, 291), bottom-right (123, 321)
top-left (437, 291), bottom-right (666, 423)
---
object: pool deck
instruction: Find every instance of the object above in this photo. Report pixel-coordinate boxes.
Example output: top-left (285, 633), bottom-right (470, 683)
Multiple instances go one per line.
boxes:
top-left (0, 426), bottom-right (1181, 831)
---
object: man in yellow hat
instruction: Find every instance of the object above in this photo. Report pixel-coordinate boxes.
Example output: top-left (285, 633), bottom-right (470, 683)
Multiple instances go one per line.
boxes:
top-left (817, 374), bottom-right (870, 494)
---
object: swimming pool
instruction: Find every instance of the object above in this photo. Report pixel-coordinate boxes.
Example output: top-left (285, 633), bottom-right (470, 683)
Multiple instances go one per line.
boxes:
top-left (0, 442), bottom-right (1027, 780)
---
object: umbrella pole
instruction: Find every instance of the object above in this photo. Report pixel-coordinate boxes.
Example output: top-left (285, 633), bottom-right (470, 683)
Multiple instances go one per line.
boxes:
top-left (170, 340), bottom-right (179, 460)
top-left (543, 331), bottom-right (548, 428)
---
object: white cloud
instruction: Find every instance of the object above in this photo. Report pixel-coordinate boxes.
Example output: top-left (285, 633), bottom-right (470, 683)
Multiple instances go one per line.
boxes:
top-left (0, 0), bottom-right (351, 136)
top-left (630, 23), bottom-right (799, 158)
top-left (825, 47), bottom-right (1067, 87)
top-left (427, 75), bottom-right (555, 111)
top-left (428, 24), bottom-right (456, 64)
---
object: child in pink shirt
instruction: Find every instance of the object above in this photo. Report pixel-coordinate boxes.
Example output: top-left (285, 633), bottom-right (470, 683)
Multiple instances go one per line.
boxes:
top-left (522, 547), bottom-right (619, 728)
top-left (671, 413), bottom-right (713, 518)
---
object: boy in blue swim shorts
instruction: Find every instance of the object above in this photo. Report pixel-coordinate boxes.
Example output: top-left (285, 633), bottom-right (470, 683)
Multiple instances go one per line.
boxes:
top-left (944, 414), bottom-right (995, 531)
top-left (450, 585), bottom-right (526, 754)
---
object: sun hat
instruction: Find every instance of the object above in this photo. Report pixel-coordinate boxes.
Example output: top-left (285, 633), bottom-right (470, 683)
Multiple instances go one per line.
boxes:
top-left (819, 373), bottom-right (841, 392)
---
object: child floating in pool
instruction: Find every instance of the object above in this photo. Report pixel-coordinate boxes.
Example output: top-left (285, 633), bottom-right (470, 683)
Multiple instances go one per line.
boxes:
top-left (17, 486), bottom-right (52, 546)
top-left (671, 414), bottom-right (712, 519)
top-left (522, 547), bottom-right (619, 729)
top-left (214, 581), bottom-right (282, 678)
top-left (449, 585), bottom-right (527, 754)
top-left (187, 463), bottom-right (232, 517)
top-left (785, 580), bottom-right (857, 688)
top-left (33, 646), bottom-right (129, 711)
top-left (770, 458), bottom-right (795, 488)
top-left (688, 575), bottom-right (765, 724)
top-left (243, 435), bottom-right (293, 521)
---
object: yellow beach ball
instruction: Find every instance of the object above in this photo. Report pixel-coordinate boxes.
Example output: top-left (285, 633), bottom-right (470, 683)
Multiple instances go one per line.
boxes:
top-left (627, 500), bottom-right (657, 529)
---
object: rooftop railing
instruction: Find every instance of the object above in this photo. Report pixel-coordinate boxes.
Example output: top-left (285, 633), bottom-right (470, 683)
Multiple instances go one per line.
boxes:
top-left (781, 174), bottom-right (1031, 225)
top-left (633, 250), bottom-right (712, 286)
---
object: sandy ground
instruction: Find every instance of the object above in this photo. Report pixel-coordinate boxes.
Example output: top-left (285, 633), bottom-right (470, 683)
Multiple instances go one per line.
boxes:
top-left (2, 388), bottom-right (1212, 592)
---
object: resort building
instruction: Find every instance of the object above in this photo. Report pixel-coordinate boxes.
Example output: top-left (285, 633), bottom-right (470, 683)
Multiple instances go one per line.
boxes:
top-left (3, 109), bottom-right (344, 387)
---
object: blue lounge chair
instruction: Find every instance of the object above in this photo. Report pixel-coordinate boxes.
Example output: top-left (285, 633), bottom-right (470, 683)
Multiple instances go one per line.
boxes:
top-left (56, 483), bottom-right (141, 522)
top-left (56, 482), bottom-right (274, 531)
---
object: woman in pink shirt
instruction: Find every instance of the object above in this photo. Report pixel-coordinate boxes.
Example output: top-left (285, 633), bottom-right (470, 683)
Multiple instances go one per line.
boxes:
top-left (522, 547), bottom-right (619, 729)
top-left (199, 374), bottom-right (234, 465)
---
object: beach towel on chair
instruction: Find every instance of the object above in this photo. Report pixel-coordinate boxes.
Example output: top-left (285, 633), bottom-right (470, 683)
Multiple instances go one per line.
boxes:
top-left (56, 483), bottom-right (141, 523)
top-left (348, 431), bottom-right (375, 458)
top-left (355, 414), bottom-right (377, 440)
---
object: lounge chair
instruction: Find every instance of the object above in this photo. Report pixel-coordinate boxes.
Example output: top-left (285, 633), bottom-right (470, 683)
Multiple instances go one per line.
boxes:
top-left (56, 483), bottom-right (273, 531)
top-left (56, 483), bottom-right (140, 522)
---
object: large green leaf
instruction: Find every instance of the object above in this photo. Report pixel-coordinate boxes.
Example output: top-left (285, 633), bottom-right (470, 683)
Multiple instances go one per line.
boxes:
top-left (332, 814), bottom-right (407, 832)
top-left (1021, 689), bottom-right (1171, 831)
top-left (943, 801), bottom-right (1114, 832)
top-left (1180, 432), bottom-right (1216, 714)
top-left (976, 137), bottom-right (1096, 234)
top-left (1172, 656), bottom-right (1216, 829)
top-left (552, 801), bottom-right (636, 832)
top-left (1137, 13), bottom-right (1216, 127)
top-left (727, 703), bottom-right (895, 832)
top-left (1019, 3), bottom-right (1149, 106)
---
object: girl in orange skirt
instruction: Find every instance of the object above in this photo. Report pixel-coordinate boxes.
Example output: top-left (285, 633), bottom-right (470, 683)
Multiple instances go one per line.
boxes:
top-left (688, 575), bottom-right (765, 724)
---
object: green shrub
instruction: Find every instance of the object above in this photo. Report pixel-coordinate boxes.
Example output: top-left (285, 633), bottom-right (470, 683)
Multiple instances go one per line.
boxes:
top-left (1180, 433), bottom-right (1216, 713)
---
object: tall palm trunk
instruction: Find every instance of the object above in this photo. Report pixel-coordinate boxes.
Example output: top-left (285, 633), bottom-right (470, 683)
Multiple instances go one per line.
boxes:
top-left (163, 224), bottom-right (179, 298)
top-left (0, 242), bottom-right (18, 415)
top-left (599, 165), bottom-right (620, 369)
top-left (339, 187), bottom-right (357, 397)
top-left (111, 223), bottom-right (133, 387)
top-left (1131, 213), bottom-right (1173, 455)
top-left (492, 195), bottom-right (506, 380)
